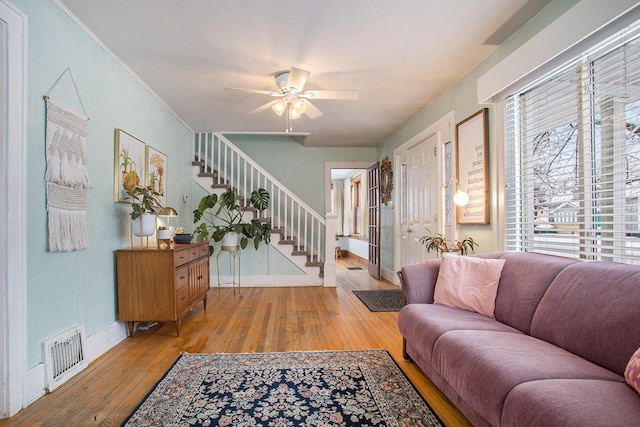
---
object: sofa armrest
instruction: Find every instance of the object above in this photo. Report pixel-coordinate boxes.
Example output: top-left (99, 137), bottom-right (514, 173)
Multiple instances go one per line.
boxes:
top-left (398, 259), bottom-right (441, 305)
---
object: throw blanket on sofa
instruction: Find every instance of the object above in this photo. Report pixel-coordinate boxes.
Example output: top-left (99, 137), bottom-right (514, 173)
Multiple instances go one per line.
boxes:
top-left (45, 98), bottom-right (91, 252)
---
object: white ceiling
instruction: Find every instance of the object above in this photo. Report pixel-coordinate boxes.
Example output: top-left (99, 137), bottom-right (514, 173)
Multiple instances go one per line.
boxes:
top-left (59, 0), bottom-right (551, 147)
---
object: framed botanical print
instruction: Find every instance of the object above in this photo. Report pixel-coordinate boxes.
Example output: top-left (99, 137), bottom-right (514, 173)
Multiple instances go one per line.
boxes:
top-left (146, 145), bottom-right (167, 207)
top-left (114, 129), bottom-right (146, 203)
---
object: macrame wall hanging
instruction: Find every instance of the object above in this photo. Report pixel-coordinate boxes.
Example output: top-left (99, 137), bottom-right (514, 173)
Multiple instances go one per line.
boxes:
top-left (44, 68), bottom-right (92, 252)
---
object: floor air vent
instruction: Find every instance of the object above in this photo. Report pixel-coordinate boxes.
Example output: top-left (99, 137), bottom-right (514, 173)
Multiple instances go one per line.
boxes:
top-left (43, 325), bottom-right (87, 392)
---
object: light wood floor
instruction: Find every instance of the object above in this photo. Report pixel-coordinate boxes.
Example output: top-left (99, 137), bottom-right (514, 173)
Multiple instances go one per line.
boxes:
top-left (1, 258), bottom-right (471, 426)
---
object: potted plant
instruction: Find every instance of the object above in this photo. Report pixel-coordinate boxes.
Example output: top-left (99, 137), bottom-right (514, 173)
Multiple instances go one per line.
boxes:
top-left (125, 185), bottom-right (163, 237)
top-left (193, 187), bottom-right (271, 252)
top-left (419, 229), bottom-right (478, 256)
top-left (157, 226), bottom-right (172, 240)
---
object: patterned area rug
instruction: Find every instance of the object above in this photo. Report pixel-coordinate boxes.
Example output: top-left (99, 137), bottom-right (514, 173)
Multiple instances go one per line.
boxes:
top-left (353, 289), bottom-right (403, 312)
top-left (123, 350), bottom-right (442, 426)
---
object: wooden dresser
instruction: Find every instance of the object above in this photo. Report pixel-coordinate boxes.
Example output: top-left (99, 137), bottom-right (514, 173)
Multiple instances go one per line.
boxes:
top-left (116, 242), bottom-right (210, 337)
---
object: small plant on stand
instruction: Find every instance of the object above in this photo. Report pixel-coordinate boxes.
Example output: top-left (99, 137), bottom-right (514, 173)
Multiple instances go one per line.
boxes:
top-left (125, 185), bottom-right (163, 243)
top-left (125, 185), bottom-right (163, 221)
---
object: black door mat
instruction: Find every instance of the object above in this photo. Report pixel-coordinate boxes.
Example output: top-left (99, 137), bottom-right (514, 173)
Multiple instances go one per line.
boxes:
top-left (353, 289), bottom-right (403, 312)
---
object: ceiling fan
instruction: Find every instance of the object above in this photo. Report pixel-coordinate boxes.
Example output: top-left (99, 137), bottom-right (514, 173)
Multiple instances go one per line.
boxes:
top-left (226, 67), bottom-right (359, 121)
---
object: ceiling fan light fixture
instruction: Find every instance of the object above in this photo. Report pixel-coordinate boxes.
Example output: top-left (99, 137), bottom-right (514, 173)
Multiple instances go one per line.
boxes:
top-left (272, 99), bottom-right (287, 116)
top-left (291, 99), bottom-right (307, 114)
top-left (288, 106), bottom-right (302, 120)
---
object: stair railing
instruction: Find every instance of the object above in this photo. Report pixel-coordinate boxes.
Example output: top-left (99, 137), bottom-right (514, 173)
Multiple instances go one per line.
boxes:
top-left (194, 132), bottom-right (325, 263)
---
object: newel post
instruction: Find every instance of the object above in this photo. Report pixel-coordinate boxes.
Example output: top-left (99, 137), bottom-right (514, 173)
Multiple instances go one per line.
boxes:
top-left (324, 213), bottom-right (337, 287)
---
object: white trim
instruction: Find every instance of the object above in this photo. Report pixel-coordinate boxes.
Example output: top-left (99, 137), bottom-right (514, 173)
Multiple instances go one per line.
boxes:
top-left (380, 266), bottom-right (397, 285)
top-left (215, 275), bottom-right (323, 286)
top-left (24, 364), bottom-right (45, 406)
top-left (53, 0), bottom-right (193, 132)
top-left (478, 0), bottom-right (640, 103)
top-left (493, 101), bottom-right (506, 251)
top-left (392, 111), bottom-right (455, 284)
top-left (324, 162), bottom-right (373, 214)
top-left (83, 321), bottom-right (128, 364)
top-left (324, 161), bottom-right (374, 285)
top-left (0, 0), bottom-right (27, 417)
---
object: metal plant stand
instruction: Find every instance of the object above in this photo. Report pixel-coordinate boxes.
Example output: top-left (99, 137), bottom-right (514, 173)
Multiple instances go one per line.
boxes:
top-left (216, 245), bottom-right (241, 298)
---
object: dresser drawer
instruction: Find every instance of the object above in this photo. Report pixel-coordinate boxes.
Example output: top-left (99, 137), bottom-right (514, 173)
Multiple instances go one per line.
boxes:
top-left (176, 286), bottom-right (190, 313)
top-left (199, 243), bottom-right (210, 258)
top-left (174, 248), bottom-right (190, 267)
top-left (175, 265), bottom-right (189, 290)
top-left (188, 245), bottom-right (203, 262)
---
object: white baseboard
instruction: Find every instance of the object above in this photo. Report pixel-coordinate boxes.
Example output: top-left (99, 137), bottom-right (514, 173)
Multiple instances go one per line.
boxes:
top-left (24, 321), bottom-right (128, 407)
top-left (215, 274), bottom-right (323, 286)
top-left (381, 266), bottom-right (399, 286)
top-left (84, 321), bottom-right (128, 363)
top-left (24, 364), bottom-right (45, 406)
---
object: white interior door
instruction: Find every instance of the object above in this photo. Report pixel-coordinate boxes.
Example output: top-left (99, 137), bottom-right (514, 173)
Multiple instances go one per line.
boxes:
top-left (399, 135), bottom-right (439, 267)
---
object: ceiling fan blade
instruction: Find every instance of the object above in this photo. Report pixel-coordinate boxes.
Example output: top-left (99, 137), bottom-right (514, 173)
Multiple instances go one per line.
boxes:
top-left (287, 67), bottom-right (310, 91)
top-left (303, 100), bottom-right (323, 119)
top-left (226, 87), bottom-right (281, 96)
top-left (249, 100), bottom-right (279, 114)
top-left (301, 90), bottom-right (359, 100)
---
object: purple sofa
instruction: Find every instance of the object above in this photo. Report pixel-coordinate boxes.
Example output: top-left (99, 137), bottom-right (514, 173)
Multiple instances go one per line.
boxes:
top-left (397, 252), bottom-right (640, 426)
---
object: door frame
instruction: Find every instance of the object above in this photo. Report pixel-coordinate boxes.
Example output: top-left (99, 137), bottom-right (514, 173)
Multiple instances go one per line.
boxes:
top-left (367, 162), bottom-right (380, 279)
top-left (392, 111), bottom-right (455, 283)
top-left (325, 162), bottom-right (375, 214)
top-left (0, 0), bottom-right (27, 417)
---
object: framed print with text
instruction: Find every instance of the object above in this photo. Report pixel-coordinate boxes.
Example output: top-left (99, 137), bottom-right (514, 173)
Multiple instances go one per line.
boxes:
top-left (456, 108), bottom-right (489, 224)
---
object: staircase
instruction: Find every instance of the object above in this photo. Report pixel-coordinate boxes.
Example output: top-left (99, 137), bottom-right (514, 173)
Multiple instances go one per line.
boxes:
top-left (192, 132), bottom-right (327, 285)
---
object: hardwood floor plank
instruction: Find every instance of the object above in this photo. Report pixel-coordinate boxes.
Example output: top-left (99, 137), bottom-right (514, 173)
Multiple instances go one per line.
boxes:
top-left (0, 258), bottom-right (471, 426)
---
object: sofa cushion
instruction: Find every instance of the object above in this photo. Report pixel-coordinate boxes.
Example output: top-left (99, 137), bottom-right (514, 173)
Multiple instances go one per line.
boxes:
top-left (398, 303), bottom-right (522, 363)
top-left (531, 261), bottom-right (640, 375)
top-left (625, 346), bottom-right (640, 393)
top-left (399, 253), bottom-right (505, 305)
top-left (432, 329), bottom-right (622, 427)
top-left (433, 255), bottom-right (505, 317)
top-left (501, 379), bottom-right (640, 427)
top-left (493, 252), bottom-right (579, 334)
top-left (399, 259), bottom-right (441, 304)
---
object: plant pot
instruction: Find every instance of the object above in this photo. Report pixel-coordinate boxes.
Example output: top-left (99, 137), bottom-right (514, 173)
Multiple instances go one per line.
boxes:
top-left (157, 229), bottom-right (172, 240)
top-left (132, 214), bottom-right (156, 237)
top-left (221, 231), bottom-right (239, 249)
top-left (174, 233), bottom-right (192, 244)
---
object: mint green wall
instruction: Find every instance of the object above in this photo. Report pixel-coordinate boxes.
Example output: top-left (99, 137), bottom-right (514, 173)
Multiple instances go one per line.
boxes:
top-left (16, 0), bottom-right (580, 367)
top-left (377, 0), bottom-right (579, 272)
top-left (228, 135), bottom-right (377, 215)
top-left (16, 0), bottom-right (194, 367)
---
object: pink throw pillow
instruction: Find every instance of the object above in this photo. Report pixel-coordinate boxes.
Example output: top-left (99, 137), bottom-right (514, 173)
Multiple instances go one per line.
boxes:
top-left (433, 255), bottom-right (505, 318)
top-left (625, 347), bottom-right (640, 394)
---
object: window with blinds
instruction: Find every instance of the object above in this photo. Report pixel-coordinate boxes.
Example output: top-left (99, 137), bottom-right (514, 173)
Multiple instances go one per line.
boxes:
top-left (504, 22), bottom-right (640, 264)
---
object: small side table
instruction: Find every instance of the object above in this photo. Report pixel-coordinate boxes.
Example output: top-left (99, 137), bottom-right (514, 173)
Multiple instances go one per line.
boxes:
top-left (216, 245), bottom-right (241, 298)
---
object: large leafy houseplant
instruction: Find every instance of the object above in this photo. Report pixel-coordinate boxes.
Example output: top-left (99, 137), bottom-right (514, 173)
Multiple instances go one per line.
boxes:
top-left (193, 188), bottom-right (271, 251)
top-left (419, 229), bottom-right (478, 256)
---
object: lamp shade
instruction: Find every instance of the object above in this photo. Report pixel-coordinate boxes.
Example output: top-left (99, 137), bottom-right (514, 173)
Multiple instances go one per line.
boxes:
top-left (442, 177), bottom-right (470, 207)
top-left (272, 99), bottom-right (287, 116)
top-left (158, 207), bottom-right (178, 217)
top-left (453, 190), bottom-right (470, 206)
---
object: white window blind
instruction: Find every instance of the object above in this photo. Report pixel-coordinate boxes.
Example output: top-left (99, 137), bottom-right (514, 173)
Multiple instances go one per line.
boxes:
top-left (505, 22), bottom-right (640, 264)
